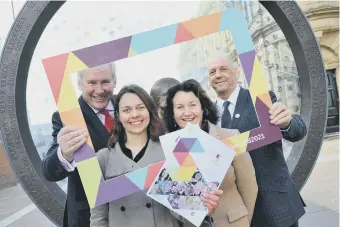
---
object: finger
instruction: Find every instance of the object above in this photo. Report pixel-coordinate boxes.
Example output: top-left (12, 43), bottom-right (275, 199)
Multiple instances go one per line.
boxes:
top-left (63, 129), bottom-right (89, 143)
top-left (273, 117), bottom-right (291, 126)
top-left (270, 105), bottom-right (285, 120)
top-left (66, 133), bottom-right (89, 148)
top-left (211, 190), bottom-right (223, 196)
top-left (203, 198), bottom-right (218, 208)
top-left (270, 110), bottom-right (289, 124)
top-left (69, 138), bottom-right (87, 154)
top-left (59, 126), bottom-right (82, 136)
top-left (205, 203), bottom-right (214, 214)
top-left (269, 102), bottom-right (279, 114)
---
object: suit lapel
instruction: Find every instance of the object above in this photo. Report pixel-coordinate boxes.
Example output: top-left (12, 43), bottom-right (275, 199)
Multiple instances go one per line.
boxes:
top-left (231, 87), bottom-right (249, 129)
top-left (78, 96), bottom-right (109, 144)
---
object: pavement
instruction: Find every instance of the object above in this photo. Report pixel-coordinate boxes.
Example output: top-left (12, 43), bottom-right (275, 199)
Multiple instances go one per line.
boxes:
top-left (0, 136), bottom-right (339, 227)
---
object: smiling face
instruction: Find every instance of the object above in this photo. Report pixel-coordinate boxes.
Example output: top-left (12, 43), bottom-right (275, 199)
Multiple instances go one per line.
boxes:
top-left (172, 91), bottom-right (203, 129)
top-left (208, 57), bottom-right (238, 100)
top-left (118, 93), bottom-right (150, 137)
top-left (78, 64), bottom-right (115, 110)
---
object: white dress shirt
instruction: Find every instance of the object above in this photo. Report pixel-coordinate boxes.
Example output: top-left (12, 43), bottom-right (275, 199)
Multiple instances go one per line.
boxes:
top-left (216, 86), bottom-right (241, 127)
top-left (57, 101), bottom-right (114, 172)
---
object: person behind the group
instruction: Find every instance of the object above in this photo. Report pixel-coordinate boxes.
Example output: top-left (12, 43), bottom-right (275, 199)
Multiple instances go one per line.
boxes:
top-left (90, 84), bottom-right (222, 227)
top-left (42, 63), bottom-right (117, 227)
top-left (208, 52), bottom-right (307, 227)
top-left (150, 77), bottom-right (180, 117)
top-left (163, 79), bottom-right (258, 227)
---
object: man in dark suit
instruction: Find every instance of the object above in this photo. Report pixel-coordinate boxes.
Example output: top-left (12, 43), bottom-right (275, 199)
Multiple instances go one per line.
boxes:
top-left (42, 63), bottom-right (117, 227)
top-left (208, 54), bottom-right (306, 227)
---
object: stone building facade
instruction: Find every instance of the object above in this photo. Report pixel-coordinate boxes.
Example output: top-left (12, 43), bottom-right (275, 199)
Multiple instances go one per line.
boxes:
top-left (178, 0), bottom-right (339, 133)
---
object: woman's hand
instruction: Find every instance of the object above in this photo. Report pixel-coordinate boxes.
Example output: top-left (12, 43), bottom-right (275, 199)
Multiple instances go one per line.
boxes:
top-left (202, 190), bottom-right (223, 215)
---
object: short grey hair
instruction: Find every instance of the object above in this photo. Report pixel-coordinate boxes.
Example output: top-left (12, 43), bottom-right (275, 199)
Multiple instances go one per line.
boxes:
top-left (208, 50), bottom-right (239, 68)
top-left (77, 62), bottom-right (116, 82)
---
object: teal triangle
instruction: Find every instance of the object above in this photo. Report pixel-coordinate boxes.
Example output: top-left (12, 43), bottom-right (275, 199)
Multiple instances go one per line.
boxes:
top-left (190, 140), bottom-right (205, 153)
top-left (125, 167), bottom-right (148, 190)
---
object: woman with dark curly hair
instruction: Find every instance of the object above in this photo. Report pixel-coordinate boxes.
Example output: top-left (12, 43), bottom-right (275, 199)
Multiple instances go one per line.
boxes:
top-left (91, 84), bottom-right (222, 227)
top-left (163, 79), bottom-right (258, 227)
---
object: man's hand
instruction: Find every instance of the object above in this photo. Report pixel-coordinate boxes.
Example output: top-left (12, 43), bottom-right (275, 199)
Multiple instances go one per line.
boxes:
top-left (57, 126), bottom-right (89, 162)
top-left (269, 102), bottom-right (292, 129)
top-left (202, 190), bottom-right (223, 215)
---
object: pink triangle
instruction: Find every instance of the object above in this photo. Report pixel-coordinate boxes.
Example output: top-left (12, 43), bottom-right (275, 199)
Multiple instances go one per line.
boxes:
top-left (42, 53), bottom-right (69, 103)
top-left (174, 152), bottom-right (189, 165)
top-left (175, 23), bottom-right (195, 44)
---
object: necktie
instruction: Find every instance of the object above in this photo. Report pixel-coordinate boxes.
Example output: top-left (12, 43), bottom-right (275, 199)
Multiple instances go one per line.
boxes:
top-left (100, 109), bottom-right (115, 133)
top-left (221, 101), bottom-right (232, 128)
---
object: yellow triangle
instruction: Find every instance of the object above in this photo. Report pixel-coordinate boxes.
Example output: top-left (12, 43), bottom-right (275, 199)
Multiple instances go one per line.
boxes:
top-left (64, 52), bottom-right (89, 77)
top-left (181, 155), bottom-right (197, 167)
top-left (128, 48), bottom-right (137, 57)
top-left (174, 167), bottom-right (197, 181)
top-left (249, 58), bottom-right (270, 104)
top-left (76, 157), bottom-right (102, 208)
top-left (57, 75), bottom-right (79, 112)
top-left (223, 131), bottom-right (250, 155)
top-left (167, 168), bottom-right (179, 180)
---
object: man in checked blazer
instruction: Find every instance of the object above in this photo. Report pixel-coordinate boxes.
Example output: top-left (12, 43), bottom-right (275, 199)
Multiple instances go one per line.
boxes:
top-left (207, 53), bottom-right (306, 227)
top-left (42, 63), bottom-right (117, 227)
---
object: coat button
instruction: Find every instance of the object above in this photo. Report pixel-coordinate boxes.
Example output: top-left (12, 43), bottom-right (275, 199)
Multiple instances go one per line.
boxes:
top-left (146, 203), bottom-right (152, 208)
top-left (120, 206), bottom-right (126, 211)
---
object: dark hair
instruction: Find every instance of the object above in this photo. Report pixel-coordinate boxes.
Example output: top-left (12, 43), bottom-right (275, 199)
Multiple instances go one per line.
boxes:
top-left (108, 84), bottom-right (165, 148)
top-left (150, 78), bottom-right (180, 109)
top-left (163, 79), bottom-right (219, 133)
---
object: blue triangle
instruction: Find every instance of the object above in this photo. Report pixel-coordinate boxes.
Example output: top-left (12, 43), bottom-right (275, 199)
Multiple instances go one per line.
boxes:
top-left (190, 140), bottom-right (205, 153)
top-left (125, 167), bottom-right (148, 190)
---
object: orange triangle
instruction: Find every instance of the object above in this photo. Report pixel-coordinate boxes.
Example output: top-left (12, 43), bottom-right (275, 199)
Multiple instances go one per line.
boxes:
top-left (258, 93), bottom-right (273, 108)
top-left (175, 23), bottom-right (195, 44)
top-left (181, 155), bottom-right (197, 167)
top-left (42, 53), bottom-right (69, 104)
top-left (181, 11), bottom-right (222, 38)
top-left (60, 108), bottom-right (87, 128)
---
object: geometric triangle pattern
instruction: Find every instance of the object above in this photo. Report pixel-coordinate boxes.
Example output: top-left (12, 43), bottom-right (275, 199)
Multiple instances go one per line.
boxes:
top-left (173, 139), bottom-right (189, 153)
top-left (42, 53), bottom-right (69, 104)
top-left (181, 155), bottom-right (197, 168)
top-left (189, 140), bottom-right (205, 153)
top-left (181, 138), bottom-right (196, 151)
top-left (175, 23), bottom-right (195, 44)
top-left (126, 167), bottom-right (149, 190)
top-left (41, 6), bottom-right (282, 208)
top-left (174, 152), bottom-right (189, 165)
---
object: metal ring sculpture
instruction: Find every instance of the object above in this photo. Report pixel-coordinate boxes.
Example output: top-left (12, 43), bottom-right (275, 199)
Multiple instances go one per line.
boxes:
top-left (0, 1), bottom-right (327, 226)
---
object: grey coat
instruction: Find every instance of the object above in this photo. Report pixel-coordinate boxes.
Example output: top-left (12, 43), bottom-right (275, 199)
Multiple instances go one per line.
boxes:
top-left (90, 139), bottom-right (213, 227)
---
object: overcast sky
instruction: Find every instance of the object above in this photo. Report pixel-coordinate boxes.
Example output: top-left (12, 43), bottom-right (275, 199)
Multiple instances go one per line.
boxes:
top-left (0, 1), bottom-right (201, 125)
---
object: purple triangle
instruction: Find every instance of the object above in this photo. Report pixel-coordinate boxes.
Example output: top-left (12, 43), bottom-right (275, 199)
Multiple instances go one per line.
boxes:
top-left (95, 176), bottom-right (141, 206)
top-left (239, 50), bottom-right (255, 85)
top-left (74, 143), bottom-right (96, 162)
top-left (73, 36), bottom-right (132, 68)
top-left (246, 98), bottom-right (282, 151)
top-left (181, 138), bottom-right (196, 151)
top-left (173, 140), bottom-right (189, 153)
